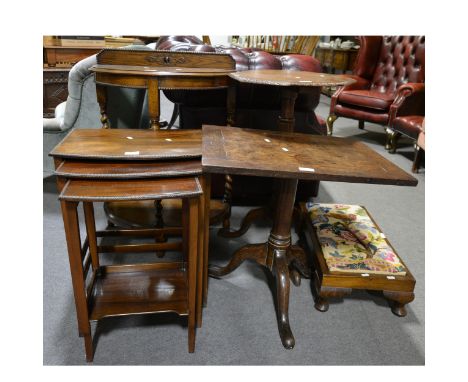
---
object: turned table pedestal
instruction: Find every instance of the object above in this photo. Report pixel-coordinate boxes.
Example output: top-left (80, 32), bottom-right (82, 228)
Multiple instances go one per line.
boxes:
top-left (202, 125), bottom-right (417, 349)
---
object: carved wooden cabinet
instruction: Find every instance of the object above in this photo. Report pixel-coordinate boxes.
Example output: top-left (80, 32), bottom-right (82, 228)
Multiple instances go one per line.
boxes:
top-left (314, 47), bottom-right (358, 73)
top-left (43, 68), bottom-right (70, 118)
top-left (43, 45), bottom-right (102, 118)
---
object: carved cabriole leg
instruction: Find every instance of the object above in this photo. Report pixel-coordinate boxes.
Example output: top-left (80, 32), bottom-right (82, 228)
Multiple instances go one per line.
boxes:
top-left (267, 178), bottom-right (298, 349)
top-left (288, 245), bottom-right (312, 279)
top-left (386, 128), bottom-right (401, 152)
top-left (359, 120), bottom-right (365, 130)
top-left (383, 290), bottom-right (415, 317)
top-left (208, 243), bottom-right (267, 278)
top-left (219, 206), bottom-right (268, 238)
top-left (61, 201), bottom-right (94, 362)
top-left (273, 248), bottom-right (294, 349)
top-left (412, 144), bottom-right (422, 173)
top-left (96, 84), bottom-right (109, 129)
top-left (313, 284), bottom-right (352, 313)
top-left (289, 267), bottom-right (301, 287)
top-left (326, 114), bottom-right (338, 136)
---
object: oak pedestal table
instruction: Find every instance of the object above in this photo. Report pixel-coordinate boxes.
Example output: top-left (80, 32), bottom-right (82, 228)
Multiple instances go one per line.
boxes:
top-left (203, 125), bottom-right (418, 349)
top-left (89, 49), bottom-right (235, 238)
top-left (219, 69), bottom-right (355, 238)
top-left (50, 128), bottom-right (209, 361)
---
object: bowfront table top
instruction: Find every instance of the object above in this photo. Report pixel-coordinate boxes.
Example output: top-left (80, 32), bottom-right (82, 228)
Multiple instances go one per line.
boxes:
top-left (50, 128), bottom-right (202, 160)
top-left (202, 125), bottom-right (418, 186)
top-left (228, 69), bottom-right (355, 87)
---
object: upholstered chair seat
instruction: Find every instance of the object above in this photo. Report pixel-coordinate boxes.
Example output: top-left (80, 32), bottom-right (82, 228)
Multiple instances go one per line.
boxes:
top-left (327, 36), bottom-right (425, 149)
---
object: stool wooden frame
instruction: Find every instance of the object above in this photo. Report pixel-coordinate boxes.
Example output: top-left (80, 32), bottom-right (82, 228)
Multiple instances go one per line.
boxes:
top-left (300, 203), bottom-right (416, 317)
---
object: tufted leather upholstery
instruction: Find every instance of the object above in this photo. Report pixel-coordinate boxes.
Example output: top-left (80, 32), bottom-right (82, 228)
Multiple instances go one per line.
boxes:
top-left (390, 114), bottom-right (425, 173)
top-left (392, 115), bottom-right (424, 140)
top-left (328, 36), bottom-right (425, 137)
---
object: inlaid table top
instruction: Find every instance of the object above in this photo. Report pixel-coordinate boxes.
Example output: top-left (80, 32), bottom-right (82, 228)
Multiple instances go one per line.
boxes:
top-left (201, 125), bottom-right (418, 186)
top-left (228, 69), bottom-right (355, 87)
top-left (50, 128), bottom-right (202, 160)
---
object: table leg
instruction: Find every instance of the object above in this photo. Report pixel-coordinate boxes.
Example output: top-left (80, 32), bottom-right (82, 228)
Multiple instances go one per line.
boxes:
top-left (209, 178), bottom-right (301, 349)
top-left (278, 87), bottom-right (298, 132)
top-left (61, 201), bottom-right (94, 362)
top-left (219, 86), bottom-right (300, 238)
top-left (186, 197), bottom-right (199, 353)
top-left (96, 84), bottom-right (109, 129)
top-left (219, 80), bottom-right (237, 234)
top-left (148, 78), bottom-right (161, 130)
top-left (202, 175), bottom-right (211, 307)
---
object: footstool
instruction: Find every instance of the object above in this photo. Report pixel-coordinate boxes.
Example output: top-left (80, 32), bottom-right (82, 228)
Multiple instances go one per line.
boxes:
top-left (301, 203), bottom-right (416, 317)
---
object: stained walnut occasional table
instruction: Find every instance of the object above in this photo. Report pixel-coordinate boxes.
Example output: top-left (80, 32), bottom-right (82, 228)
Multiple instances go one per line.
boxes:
top-left (203, 125), bottom-right (418, 349)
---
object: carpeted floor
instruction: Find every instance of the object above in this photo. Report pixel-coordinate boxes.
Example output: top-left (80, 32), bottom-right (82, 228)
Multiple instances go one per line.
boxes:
top-left (43, 95), bottom-right (424, 365)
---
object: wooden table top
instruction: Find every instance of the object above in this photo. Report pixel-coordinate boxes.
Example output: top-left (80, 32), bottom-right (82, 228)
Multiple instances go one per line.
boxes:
top-left (228, 69), bottom-right (355, 87)
top-left (50, 129), bottom-right (202, 160)
top-left (59, 177), bottom-right (202, 202)
top-left (201, 125), bottom-right (417, 186)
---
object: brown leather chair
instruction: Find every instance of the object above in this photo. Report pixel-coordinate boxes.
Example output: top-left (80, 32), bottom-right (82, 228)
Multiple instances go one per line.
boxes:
top-left (390, 116), bottom-right (425, 173)
top-left (326, 36), bottom-right (425, 149)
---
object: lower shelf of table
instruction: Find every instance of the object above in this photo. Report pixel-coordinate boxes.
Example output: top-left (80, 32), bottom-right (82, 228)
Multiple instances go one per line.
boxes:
top-left (89, 264), bottom-right (188, 321)
top-left (104, 198), bottom-right (228, 228)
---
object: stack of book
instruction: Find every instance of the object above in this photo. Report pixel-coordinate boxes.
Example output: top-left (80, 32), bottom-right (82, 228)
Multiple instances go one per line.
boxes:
top-left (104, 36), bottom-right (145, 48)
top-left (57, 36), bottom-right (106, 47)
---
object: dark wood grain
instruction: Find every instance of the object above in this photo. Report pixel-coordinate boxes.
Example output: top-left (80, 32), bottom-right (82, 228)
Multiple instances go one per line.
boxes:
top-left (50, 128), bottom-right (202, 160)
top-left (229, 69), bottom-right (355, 87)
top-left (96, 49), bottom-right (236, 70)
top-left (89, 266), bottom-right (188, 320)
top-left (59, 177), bottom-right (202, 202)
top-left (202, 125), bottom-right (418, 186)
top-left (55, 159), bottom-right (202, 178)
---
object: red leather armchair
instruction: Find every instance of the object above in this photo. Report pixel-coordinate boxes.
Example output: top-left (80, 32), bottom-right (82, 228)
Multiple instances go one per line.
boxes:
top-left (327, 36), bottom-right (425, 149)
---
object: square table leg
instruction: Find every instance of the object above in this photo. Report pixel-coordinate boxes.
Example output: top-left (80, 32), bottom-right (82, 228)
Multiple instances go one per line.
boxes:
top-left (60, 200), bottom-right (94, 362)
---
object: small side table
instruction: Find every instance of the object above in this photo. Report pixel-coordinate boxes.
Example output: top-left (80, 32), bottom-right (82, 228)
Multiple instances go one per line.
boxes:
top-left (202, 125), bottom-right (417, 349)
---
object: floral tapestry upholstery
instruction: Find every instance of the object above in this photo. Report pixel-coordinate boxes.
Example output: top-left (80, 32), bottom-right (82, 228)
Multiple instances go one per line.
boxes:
top-left (306, 203), bottom-right (406, 275)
